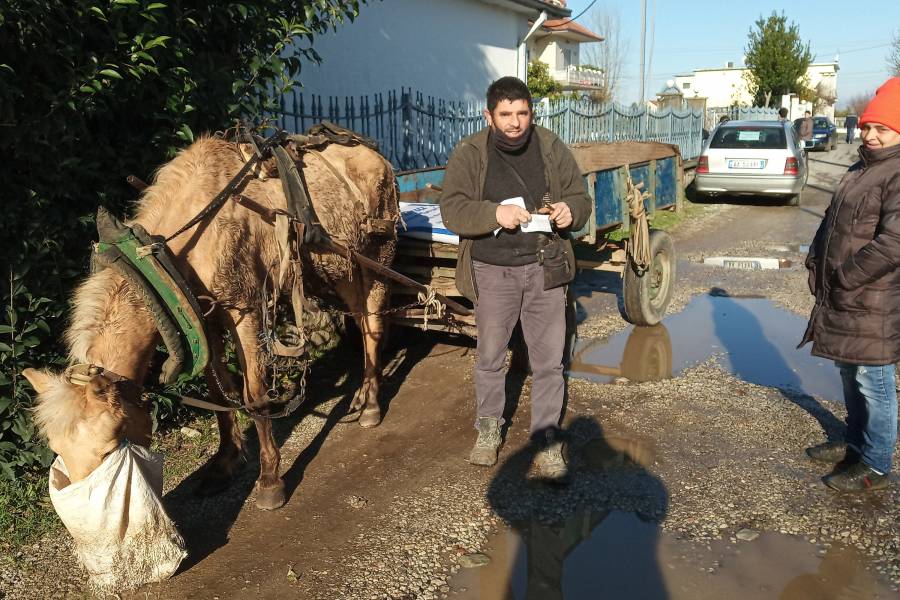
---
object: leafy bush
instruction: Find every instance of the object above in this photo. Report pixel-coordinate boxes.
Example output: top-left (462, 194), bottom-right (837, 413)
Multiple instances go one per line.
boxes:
top-left (527, 60), bottom-right (564, 101)
top-left (0, 0), bottom-right (365, 480)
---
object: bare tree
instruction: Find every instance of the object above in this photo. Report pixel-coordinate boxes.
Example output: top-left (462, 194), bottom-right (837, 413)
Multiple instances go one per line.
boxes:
top-left (889, 29), bottom-right (900, 76)
top-left (844, 91), bottom-right (872, 116)
top-left (813, 80), bottom-right (838, 114)
top-left (582, 6), bottom-right (630, 103)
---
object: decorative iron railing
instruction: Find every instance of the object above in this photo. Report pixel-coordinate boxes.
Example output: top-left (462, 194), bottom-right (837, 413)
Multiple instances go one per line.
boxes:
top-left (270, 88), bottom-right (706, 169)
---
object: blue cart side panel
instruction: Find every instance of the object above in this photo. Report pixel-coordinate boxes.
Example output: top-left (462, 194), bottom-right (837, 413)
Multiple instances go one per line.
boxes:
top-left (655, 157), bottom-right (678, 209)
top-left (397, 168), bottom-right (445, 203)
top-left (629, 163), bottom-right (652, 212)
top-left (594, 168), bottom-right (624, 230)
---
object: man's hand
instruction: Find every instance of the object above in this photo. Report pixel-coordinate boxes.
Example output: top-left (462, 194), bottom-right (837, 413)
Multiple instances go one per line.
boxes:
top-left (496, 204), bottom-right (532, 229)
top-left (538, 202), bottom-right (573, 229)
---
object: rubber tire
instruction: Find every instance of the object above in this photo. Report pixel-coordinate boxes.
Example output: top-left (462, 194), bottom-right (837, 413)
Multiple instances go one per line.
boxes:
top-left (623, 230), bottom-right (676, 326)
top-left (787, 190), bottom-right (801, 207)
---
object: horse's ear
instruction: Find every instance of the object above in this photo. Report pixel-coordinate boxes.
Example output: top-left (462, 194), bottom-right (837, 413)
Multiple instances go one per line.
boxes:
top-left (22, 368), bottom-right (54, 394)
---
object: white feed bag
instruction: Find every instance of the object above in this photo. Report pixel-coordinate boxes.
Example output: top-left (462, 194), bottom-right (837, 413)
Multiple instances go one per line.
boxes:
top-left (48, 442), bottom-right (187, 592)
top-left (398, 202), bottom-right (459, 244)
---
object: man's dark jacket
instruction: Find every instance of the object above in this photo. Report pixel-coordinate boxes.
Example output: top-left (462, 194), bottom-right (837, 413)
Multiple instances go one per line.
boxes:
top-left (801, 144), bottom-right (900, 364)
top-left (439, 126), bottom-right (592, 301)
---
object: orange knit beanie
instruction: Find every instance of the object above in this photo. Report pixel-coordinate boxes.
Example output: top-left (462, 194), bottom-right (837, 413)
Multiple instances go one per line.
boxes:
top-left (859, 77), bottom-right (900, 134)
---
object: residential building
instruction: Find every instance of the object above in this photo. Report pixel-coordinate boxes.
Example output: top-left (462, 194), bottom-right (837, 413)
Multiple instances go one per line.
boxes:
top-left (285, 0), bottom-right (602, 101)
top-left (673, 61), bottom-right (839, 119)
top-left (529, 18), bottom-right (605, 91)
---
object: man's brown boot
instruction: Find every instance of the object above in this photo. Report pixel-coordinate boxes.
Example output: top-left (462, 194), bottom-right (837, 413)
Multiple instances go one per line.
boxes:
top-left (469, 417), bottom-right (502, 466)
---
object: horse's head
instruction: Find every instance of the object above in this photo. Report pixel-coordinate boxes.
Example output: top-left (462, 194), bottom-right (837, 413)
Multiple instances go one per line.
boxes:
top-left (23, 367), bottom-right (133, 483)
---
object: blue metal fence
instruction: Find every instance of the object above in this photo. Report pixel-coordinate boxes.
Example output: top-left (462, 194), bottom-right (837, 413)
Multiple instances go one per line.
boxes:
top-left (270, 88), bottom-right (705, 169)
top-left (704, 106), bottom-right (780, 130)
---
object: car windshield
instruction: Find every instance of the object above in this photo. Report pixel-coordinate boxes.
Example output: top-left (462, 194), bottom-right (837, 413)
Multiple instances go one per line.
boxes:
top-left (813, 118), bottom-right (830, 128)
top-left (709, 126), bottom-right (786, 150)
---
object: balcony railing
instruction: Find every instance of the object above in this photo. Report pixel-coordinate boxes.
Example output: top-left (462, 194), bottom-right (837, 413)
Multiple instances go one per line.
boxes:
top-left (552, 66), bottom-right (605, 88)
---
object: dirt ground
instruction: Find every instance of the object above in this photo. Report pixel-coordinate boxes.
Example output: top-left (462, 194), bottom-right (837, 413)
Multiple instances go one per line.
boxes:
top-left (2, 142), bottom-right (898, 599)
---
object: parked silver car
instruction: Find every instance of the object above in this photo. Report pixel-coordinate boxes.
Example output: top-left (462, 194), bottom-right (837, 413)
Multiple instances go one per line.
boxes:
top-left (694, 120), bottom-right (808, 206)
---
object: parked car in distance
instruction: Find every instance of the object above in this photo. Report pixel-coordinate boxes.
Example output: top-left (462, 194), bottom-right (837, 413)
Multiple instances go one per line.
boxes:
top-left (694, 120), bottom-right (808, 206)
top-left (793, 116), bottom-right (838, 151)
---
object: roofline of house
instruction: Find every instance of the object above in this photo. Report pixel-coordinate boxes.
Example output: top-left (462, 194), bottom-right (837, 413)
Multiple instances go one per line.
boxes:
top-left (485, 0), bottom-right (571, 18)
top-left (682, 61), bottom-right (839, 75)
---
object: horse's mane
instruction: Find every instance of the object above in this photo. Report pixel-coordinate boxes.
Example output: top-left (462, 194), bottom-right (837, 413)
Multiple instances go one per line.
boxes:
top-left (32, 372), bottom-right (83, 442)
top-left (65, 137), bottom-right (230, 364)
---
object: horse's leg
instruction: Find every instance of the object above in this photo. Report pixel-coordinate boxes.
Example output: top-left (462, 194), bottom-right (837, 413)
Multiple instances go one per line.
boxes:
top-left (196, 331), bottom-right (246, 497)
top-left (233, 314), bottom-right (286, 510)
top-left (357, 273), bottom-right (391, 428)
top-left (333, 271), bottom-right (378, 427)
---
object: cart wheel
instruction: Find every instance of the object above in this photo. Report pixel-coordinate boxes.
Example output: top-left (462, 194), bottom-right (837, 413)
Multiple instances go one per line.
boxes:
top-left (623, 230), bottom-right (676, 326)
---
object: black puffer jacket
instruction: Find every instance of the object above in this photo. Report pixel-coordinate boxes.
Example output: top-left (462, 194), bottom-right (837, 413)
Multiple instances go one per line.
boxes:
top-left (801, 143), bottom-right (900, 364)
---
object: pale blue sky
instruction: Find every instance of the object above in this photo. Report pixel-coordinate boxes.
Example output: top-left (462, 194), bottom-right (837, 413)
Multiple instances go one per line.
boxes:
top-left (565, 0), bottom-right (899, 107)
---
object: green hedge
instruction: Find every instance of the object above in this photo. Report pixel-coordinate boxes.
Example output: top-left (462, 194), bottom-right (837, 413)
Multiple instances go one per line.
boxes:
top-left (0, 0), bottom-right (365, 480)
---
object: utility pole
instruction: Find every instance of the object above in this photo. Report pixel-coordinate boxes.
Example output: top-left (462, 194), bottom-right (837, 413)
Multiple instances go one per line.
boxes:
top-left (639, 0), bottom-right (647, 105)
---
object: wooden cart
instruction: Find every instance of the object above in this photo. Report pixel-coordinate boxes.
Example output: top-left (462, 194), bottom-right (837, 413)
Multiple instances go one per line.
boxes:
top-left (389, 141), bottom-right (684, 336)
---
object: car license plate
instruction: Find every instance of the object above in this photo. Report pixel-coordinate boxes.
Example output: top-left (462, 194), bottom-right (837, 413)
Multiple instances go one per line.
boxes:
top-left (727, 159), bottom-right (765, 169)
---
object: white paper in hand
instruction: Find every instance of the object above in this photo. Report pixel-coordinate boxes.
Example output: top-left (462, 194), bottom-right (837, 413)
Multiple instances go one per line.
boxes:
top-left (521, 214), bottom-right (553, 233)
top-left (493, 197), bottom-right (553, 235)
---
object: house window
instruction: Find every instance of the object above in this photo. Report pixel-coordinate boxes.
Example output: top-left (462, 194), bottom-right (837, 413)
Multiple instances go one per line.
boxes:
top-left (557, 46), bottom-right (572, 70)
top-left (683, 82), bottom-right (691, 90)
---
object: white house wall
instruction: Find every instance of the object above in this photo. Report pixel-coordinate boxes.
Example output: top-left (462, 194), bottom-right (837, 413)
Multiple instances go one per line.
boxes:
top-left (675, 63), bottom-right (838, 118)
top-left (675, 69), bottom-right (752, 107)
top-left (288, 0), bottom-right (528, 101)
top-left (532, 38), bottom-right (580, 82)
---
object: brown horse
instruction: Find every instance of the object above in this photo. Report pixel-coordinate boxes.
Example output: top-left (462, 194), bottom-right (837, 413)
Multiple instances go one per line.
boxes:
top-left (23, 135), bottom-right (398, 509)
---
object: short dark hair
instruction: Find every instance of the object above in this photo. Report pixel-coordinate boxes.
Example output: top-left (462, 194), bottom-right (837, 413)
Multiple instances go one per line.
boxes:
top-left (778, 107), bottom-right (788, 118)
top-left (804, 110), bottom-right (811, 115)
top-left (486, 77), bottom-right (532, 112)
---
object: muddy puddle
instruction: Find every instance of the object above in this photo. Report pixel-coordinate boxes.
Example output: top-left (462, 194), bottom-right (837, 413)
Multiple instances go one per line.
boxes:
top-left (569, 292), bottom-right (842, 401)
top-left (449, 513), bottom-right (894, 599)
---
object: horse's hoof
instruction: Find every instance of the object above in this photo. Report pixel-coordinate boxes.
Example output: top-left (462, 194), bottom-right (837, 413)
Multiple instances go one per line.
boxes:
top-left (255, 482), bottom-right (286, 510)
top-left (358, 407), bottom-right (382, 428)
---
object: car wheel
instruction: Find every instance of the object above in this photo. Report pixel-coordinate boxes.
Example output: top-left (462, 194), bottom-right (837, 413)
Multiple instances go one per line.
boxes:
top-left (787, 190), bottom-right (801, 207)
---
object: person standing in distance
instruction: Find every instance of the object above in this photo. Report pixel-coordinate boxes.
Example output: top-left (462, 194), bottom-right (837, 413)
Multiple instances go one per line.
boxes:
top-left (801, 77), bottom-right (900, 492)
top-left (799, 109), bottom-right (814, 147)
top-left (844, 113), bottom-right (859, 144)
top-left (439, 77), bottom-right (591, 482)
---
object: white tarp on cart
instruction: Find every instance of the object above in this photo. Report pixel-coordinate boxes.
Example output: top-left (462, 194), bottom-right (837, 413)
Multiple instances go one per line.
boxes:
top-left (398, 202), bottom-right (458, 244)
top-left (48, 441), bottom-right (187, 592)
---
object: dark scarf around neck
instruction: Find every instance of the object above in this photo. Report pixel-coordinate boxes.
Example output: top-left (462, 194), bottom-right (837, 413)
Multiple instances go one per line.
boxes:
top-left (491, 125), bottom-right (534, 153)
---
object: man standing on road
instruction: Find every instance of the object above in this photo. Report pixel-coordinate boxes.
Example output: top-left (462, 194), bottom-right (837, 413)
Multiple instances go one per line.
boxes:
top-left (778, 107), bottom-right (789, 122)
top-left (844, 113), bottom-right (859, 144)
top-left (439, 76), bottom-right (591, 482)
top-left (799, 110), bottom-right (814, 146)
top-left (801, 77), bottom-right (900, 492)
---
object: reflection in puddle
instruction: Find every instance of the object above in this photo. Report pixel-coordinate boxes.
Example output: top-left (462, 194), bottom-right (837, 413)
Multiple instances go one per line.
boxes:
top-left (569, 293), bottom-right (842, 400)
top-left (450, 515), bottom-right (892, 600)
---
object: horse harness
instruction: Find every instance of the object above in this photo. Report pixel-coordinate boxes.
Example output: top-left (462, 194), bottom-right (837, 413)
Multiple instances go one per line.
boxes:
top-left (77, 123), bottom-right (399, 418)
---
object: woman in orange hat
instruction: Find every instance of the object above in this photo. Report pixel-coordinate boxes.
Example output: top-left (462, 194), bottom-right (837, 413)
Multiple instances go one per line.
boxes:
top-left (800, 77), bottom-right (900, 492)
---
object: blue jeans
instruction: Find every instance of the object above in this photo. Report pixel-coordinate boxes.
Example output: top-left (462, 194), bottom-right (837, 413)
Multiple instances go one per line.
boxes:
top-left (835, 362), bottom-right (898, 474)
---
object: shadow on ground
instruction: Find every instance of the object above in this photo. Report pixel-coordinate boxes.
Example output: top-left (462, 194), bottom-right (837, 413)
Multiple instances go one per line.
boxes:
top-left (161, 325), bottom-right (439, 571)
top-left (485, 416), bottom-right (670, 599)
